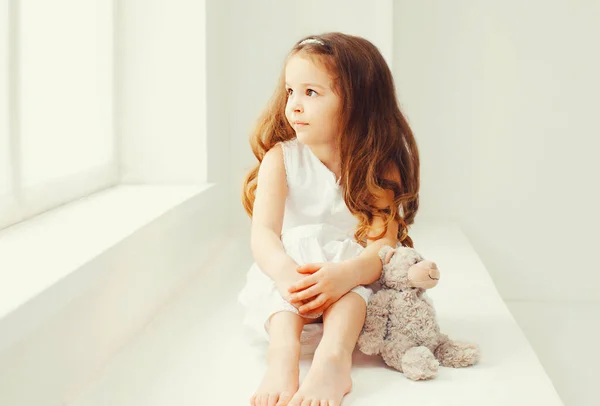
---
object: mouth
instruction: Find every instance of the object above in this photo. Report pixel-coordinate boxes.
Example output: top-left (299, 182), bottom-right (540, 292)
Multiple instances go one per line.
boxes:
top-left (293, 122), bottom-right (309, 126)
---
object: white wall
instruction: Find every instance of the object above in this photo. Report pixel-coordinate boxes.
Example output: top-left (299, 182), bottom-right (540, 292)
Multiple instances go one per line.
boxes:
top-left (219, 0), bottom-right (600, 302)
top-left (393, 0), bottom-right (600, 302)
top-left (227, 0), bottom-right (394, 227)
top-left (118, 0), bottom-right (207, 184)
top-left (0, 1), bottom-right (8, 198)
top-left (205, 0), bottom-right (236, 229)
top-left (117, 0), bottom-right (235, 223)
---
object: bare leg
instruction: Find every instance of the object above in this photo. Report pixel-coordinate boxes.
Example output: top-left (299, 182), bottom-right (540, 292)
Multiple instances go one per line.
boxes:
top-left (288, 291), bottom-right (367, 406)
top-left (250, 311), bottom-right (321, 406)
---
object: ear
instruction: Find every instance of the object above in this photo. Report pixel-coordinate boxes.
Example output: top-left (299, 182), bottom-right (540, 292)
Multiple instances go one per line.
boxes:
top-left (378, 245), bottom-right (396, 265)
top-left (384, 248), bottom-right (396, 265)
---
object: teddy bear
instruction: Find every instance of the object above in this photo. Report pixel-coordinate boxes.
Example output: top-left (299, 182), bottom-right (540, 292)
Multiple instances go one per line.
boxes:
top-left (357, 245), bottom-right (480, 380)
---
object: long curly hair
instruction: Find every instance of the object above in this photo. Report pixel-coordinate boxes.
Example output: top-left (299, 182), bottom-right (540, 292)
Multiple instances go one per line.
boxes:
top-left (241, 32), bottom-right (420, 248)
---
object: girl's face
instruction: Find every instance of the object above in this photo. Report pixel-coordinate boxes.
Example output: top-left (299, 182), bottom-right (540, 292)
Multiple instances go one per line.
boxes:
top-left (284, 53), bottom-right (340, 146)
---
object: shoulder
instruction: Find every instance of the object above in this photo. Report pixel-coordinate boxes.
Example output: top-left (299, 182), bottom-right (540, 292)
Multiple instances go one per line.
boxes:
top-left (253, 143), bottom-right (288, 231)
top-left (260, 143), bottom-right (285, 173)
top-left (268, 138), bottom-right (299, 177)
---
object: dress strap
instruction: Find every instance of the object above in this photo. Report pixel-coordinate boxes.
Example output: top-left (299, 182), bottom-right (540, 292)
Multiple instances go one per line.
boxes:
top-left (279, 138), bottom-right (300, 187)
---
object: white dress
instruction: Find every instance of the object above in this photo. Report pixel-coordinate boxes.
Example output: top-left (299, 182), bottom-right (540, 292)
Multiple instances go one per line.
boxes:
top-left (237, 138), bottom-right (379, 348)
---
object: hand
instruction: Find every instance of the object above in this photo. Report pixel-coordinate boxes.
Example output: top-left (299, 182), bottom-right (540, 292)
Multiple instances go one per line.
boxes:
top-left (287, 261), bottom-right (356, 316)
top-left (274, 273), bottom-right (312, 312)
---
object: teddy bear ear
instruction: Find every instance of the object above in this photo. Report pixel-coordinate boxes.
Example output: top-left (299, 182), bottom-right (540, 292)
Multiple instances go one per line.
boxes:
top-left (377, 245), bottom-right (396, 265)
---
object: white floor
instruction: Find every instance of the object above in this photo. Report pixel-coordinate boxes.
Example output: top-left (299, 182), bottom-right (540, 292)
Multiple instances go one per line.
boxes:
top-left (505, 301), bottom-right (600, 406)
top-left (63, 224), bottom-right (583, 406)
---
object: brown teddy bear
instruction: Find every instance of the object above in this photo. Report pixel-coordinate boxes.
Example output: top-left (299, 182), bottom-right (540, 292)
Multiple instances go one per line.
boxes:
top-left (357, 245), bottom-right (481, 380)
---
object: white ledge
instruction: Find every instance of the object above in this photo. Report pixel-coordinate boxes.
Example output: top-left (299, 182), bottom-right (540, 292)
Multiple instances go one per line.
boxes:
top-left (63, 220), bottom-right (564, 406)
top-left (0, 182), bottom-right (232, 406)
top-left (0, 184), bottom-right (211, 321)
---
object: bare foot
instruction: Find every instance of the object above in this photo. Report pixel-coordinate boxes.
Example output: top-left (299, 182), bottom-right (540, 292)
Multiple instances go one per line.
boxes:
top-left (288, 351), bottom-right (353, 406)
top-left (250, 344), bottom-right (300, 406)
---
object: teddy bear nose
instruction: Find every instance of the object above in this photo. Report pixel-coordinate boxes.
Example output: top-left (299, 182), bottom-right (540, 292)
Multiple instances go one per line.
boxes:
top-left (427, 262), bottom-right (440, 280)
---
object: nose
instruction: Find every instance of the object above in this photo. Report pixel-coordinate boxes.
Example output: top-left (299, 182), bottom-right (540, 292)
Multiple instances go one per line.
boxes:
top-left (427, 262), bottom-right (440, 280)
top-left (288, 94), bottom-right (303, 113)
top-left (423, 261), bottom-right (440, 280)
top-left (292, 102), bottom-right (303, 114)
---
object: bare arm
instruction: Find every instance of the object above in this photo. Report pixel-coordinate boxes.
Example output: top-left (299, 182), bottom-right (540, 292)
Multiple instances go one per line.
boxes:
top-left (251, 226), bottom-right (299, 283)
top-left (347, 240), bottom-right (397, 285)
top-left (344, 167), bottom-right (402, 286)
top-left (250, 143), bottom-right (299, 284)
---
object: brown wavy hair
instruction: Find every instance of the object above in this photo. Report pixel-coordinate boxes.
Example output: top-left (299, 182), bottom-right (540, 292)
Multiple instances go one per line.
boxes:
top-left (241, 32), bottom-right (420, 248)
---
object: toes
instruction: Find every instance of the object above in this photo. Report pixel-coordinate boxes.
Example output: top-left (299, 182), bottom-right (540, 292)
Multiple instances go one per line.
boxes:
top-left (288, 395), bottom-right (302, 406)
top-left (276, 392), bottom-right (293, 406)
top-left (290, 396), bottom-right (333, 406)
top-left (259, 394), bottom-right (269, 406)
top-left (250, 394), bottom-right (258, 406)
top-left (267, 393), bottom-right (279, 406)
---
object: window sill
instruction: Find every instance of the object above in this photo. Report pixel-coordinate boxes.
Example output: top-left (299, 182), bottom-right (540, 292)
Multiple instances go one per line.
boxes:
top-left (0, 183), bottom-right (227, 353)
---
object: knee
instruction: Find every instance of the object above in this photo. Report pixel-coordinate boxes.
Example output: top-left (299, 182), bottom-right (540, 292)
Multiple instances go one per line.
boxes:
top-left (345, 290), bottom-right (369, 312)
top-left (267, 310), bottom-right (306, 335)
top-left (324, 291), bottom-right (367, 318)
top-left (347, 290), bottom-right (368, 305)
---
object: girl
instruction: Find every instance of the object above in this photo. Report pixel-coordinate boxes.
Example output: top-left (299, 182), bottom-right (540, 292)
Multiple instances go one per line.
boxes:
top-left (238, 32), bottom-right (420, 406)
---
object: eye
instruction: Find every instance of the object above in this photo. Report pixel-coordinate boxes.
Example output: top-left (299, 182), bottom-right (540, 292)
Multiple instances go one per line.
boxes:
top-left (286, 88), bottom-right (293, 96)
top-left (306, 89), bottom-right (318, 96)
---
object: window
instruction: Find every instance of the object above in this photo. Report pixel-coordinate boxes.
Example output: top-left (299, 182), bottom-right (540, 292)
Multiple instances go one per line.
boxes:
top-left (0, 0), bottom-right (117, 231)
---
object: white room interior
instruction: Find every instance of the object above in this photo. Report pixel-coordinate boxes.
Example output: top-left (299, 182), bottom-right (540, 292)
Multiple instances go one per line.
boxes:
top-left (1, 0), bottom-right (598, 405)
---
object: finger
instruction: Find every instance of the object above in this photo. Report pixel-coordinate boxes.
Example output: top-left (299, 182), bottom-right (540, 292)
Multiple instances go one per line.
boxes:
top-left (290, 285), bottom-right (321, 302)
top-left (300, 297), bottom-right (328, 315)
top-left (296, 263), bottom-right (325, 274)
top-left (299, 294), bottom-right (328, 313)
top-left (304, 302), bottom-right (329, 316)
top-left (288, 276), bottom-right (317, 293)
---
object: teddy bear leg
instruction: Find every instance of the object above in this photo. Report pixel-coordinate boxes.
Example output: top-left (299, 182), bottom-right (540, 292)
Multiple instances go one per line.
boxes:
top-left (358, 290), bottom-right (394, 356)
top-left (380, 335), bottom-right (415, 372)
top-left (433, 334), bottom-right (481, 368)
top-left (357, 328), bottom-right (384, 356)
top-left (401, 346), bottom-right (440, 381)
